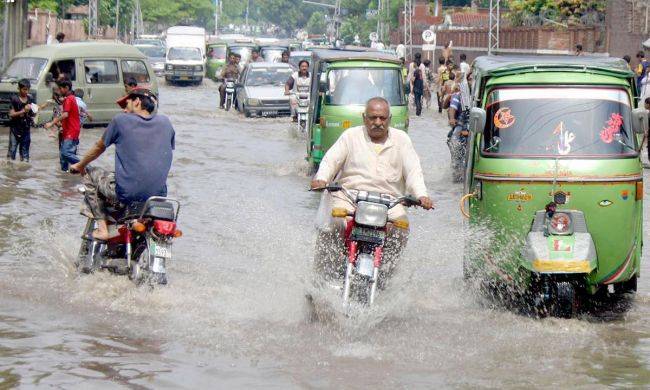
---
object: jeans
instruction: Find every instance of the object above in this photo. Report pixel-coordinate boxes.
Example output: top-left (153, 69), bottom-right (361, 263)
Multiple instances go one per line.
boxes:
top-left (414, 91), bottom-right (423, 116)
top-left (7, 129), bottom-right (30, 161)
top-left (59, 139), bottom-right (80, 171)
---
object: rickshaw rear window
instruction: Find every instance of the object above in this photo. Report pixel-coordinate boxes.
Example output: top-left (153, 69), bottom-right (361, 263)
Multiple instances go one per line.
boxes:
top-left (326, 68), bottom-right (405, 106)
top-left (483, 87), bottom-right (635, 157)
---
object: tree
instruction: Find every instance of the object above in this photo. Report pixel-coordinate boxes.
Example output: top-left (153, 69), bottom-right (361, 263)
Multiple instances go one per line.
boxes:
top-left (306, 11), bottom-right (327, 35)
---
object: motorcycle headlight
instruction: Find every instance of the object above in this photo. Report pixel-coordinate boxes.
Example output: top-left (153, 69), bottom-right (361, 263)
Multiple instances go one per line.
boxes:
top-left (195, 65), bottom-right (203, 71)
top-left (247, 98), bottom-right (260, 106)
top-left (354, 201), bottom-right (388, 227)
top-left (548, 212), bottom-right (573, 235)
top-left (298, 100), bottom-right (309, 107)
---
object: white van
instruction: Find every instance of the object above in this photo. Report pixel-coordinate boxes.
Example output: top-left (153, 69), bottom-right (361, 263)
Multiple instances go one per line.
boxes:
top-left (164, 26), bottom-right (206, 85)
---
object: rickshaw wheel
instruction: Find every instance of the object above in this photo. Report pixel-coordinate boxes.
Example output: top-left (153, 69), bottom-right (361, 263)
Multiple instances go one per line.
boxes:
top-left (551, 281), bottom-right (579, 318)
top-left (613, 275), bottom-right (637, 295)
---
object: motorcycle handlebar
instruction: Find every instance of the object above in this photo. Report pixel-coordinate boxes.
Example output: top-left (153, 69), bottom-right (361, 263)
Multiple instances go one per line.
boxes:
top-left (312, 183), bottom-right (424, 209)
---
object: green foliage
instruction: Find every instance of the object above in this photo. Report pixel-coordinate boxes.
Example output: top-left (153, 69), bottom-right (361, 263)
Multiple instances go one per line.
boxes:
top-left (306, 12), bottom-right (327, 35)
top-left (507, 0), bottom-right (606, 26)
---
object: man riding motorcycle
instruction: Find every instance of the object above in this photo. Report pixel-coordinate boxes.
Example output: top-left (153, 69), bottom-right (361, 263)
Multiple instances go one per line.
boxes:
top-left (310, 97), bottom-right (433, 280)
top-left (69, 88), bottom-right (175, 241)
top-left (284, 60), bottom-right (310, 123)
top-left (218, 53), bottom-right (241, 109)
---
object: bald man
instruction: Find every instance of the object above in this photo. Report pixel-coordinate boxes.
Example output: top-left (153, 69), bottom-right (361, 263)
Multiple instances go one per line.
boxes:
top-left (311, 97), bottom-right (433, 220)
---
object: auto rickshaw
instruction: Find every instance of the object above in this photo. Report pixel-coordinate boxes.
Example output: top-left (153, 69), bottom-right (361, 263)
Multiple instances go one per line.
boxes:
top-left (306, 50), bottom-right (407, 172)
top-left (227, 41), bottom-right (257, 68)
top-left (206, 42), bottom-right (227, 81)
top-left (461, 55), bottom-right (647, 317)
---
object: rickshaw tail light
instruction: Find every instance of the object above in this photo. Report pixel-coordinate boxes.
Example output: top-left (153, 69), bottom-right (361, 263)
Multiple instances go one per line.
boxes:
top-left (331, 208), bottom-right (348, 218)
top-left (636, 181), bottom-right (643, 201)
top-left (342, 120), bottom-right (351, 129)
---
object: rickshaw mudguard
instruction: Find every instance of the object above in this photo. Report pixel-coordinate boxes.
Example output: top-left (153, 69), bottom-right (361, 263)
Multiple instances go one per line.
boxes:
top-left (521, 211), bottom-right (597, 274)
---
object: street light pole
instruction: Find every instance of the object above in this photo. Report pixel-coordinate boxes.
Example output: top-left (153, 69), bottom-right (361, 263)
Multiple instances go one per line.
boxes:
top-left (116, 0), bottom-right (120, 41)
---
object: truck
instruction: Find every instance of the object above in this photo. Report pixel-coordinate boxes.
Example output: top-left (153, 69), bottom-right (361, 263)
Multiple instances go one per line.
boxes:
top-left (164, 26), bottom-right (206, 85)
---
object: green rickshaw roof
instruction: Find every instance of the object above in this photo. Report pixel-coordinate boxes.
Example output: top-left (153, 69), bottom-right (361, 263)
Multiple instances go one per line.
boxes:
top-left (473, 55), bottom-right (633, 78)
top-left (310, 49), bottom-right (401, 65)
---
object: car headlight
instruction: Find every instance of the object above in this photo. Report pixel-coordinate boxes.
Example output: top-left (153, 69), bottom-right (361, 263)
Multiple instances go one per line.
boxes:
top-left (354, 201), bottom-right (388, 227)
top-left (153, 62), bottom-right (164, 69)
top-left (195, 65), bottom-right (203, 71)
top-left (247, 98), bottom-right (260, 106)
top-left (165, 64), bottom-right (172, 70)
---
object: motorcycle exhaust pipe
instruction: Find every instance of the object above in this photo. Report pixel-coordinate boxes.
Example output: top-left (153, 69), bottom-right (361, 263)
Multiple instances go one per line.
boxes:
top-left (342, 263), bottom-right (353, 304)
top-left (369, 267), bottom-right (379, 305)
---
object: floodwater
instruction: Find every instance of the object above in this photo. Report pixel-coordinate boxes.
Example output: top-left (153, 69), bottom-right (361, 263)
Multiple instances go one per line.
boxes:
top-left (1, 81), bottom-right (650, 389)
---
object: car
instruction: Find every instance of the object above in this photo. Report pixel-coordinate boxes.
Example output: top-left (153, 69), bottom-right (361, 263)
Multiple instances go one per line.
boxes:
top-left (235, 62), bottom-right (292, 118)
top-left (134, 44), bottom-right (166, 76)
top-left (133, 38), bottom-right (165, 48)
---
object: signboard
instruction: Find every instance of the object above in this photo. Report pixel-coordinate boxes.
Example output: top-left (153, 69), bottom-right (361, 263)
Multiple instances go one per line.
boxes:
top-left (422, 44), bottom-right (436, 51)
top-left (422, 29), bottom-right (435, 43)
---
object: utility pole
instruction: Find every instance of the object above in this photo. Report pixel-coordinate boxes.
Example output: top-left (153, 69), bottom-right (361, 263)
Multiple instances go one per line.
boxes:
top-left (302, 0), bottom-right (342, 41)
top-left (214, 0), bottom-right (219, 36)
top-left (488, 0), bottom-right (500, 54)
top-left (88, 0), bottom-right (99, 38)
top-left (2, 0), bottom-right (29, 68)
top-left (134, 0), bottom-right (144, 38)
top-left (404, 0), bottom-right (413, 60)
top-left (116, 0), bottom-right (120, 41)
top-left (245, 0), bottom-right (250, 31)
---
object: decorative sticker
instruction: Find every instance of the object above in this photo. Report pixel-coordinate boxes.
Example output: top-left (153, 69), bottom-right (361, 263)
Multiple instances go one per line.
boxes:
top-left (507, 189), bottom-right (533, 202)
top-left (621, 190), bottom-right (629, 200)
top-left (599, 113), bottom-right (623, 144)
top-left (553, 121), bottom-right (575, 155)
top-left (599, 200), bottom-right (613, 207)
top-left (552, 239), bottom-right (572, 252)
top-left (493, 107), bottom-right (516, 129)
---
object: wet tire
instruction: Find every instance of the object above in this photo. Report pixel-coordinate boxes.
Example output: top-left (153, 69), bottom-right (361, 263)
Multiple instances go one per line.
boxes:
top-left (130, 243), bottom-right (148, 285)
top-left (552, 282), bottom-right (578, 318)
top-left (614, 275), bottom-right (637, 295)
top-left (244, 108), bottom-right (251, 118)
top-left (225, 98), bottom-right (232, 111)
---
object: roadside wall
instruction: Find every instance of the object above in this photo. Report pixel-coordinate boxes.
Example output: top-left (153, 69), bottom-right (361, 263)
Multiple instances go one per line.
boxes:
top-left (27, 9), bottom-right (116, 47)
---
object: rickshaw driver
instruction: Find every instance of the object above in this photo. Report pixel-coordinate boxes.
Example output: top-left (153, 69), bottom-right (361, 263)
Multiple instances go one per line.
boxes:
top-left (310, 97), bottom-right (434, 218)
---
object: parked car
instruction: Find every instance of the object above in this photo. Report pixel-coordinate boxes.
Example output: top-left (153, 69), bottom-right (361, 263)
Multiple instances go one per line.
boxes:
top-left (235, 62), bottom-right (292, 118)
top-left (0, 41), bottom-right (158, 125)
top-left (134, 44), bottom-right (166, 76)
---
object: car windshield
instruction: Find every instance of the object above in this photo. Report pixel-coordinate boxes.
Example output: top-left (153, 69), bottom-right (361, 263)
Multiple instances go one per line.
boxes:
top-left (326, 67), bottom-right (404, 106)
top-left (137, 46), bottom-right (165, 58)
top-left (1, 57), bottom-right (47, 82)
top-left (261, 48), bottom-right (285, 62)
top-left (230, 47), bottom-right (252, 64)
top-left (168, 47), bottom-right (202, 61)
top-left (246, 67), bottom-right (292, 86)
top-left (134, 39), bottom-right (163, 47)
top-left (483, 87), bottom-right (635, 157)
top-left (208, 46), bottom-right (226, 59)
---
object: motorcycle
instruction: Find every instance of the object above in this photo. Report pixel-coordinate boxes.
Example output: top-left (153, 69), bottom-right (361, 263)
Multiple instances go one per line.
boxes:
top-left (295, 85), bottom-right (310, 132)
top-left (223, 78), bottom-right (236, 111)
top-left (447, 109), bottom-right (470, 183)
top-left (314, 184), bottom-right (423, 306)
top-left (75, 185), bottom-right (182, 286)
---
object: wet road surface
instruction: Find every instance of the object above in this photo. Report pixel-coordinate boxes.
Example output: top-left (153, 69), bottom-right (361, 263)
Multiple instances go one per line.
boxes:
top-left (1, 81), bottom-right (650, 388)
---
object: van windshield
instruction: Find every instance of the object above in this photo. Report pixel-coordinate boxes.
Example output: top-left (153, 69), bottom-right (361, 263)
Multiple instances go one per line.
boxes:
top-left (168, 47), bottom-right (202, 61)
top-left (326, 68), bottom-right (404, 106)
top-left (1, 57), bottom-right (47, 82)
top-left (483, 87), bottom-right (636, 157)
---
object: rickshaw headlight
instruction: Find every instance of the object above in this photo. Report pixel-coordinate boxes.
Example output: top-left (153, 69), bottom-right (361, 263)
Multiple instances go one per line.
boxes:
top-left (355, 201), bottom-right (388, 228)
top-left (548, 212), bottom-right (573, 235)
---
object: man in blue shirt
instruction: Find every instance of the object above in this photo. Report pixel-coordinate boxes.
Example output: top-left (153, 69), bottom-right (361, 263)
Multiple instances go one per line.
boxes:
top-left (447, 91), bottom-right (463, 136)
top-left (70, 88), bottom-right (175, 240)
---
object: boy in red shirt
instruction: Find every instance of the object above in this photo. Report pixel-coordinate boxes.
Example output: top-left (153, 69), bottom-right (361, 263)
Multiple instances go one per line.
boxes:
top-left (45, 79), bottom-right (80, 171)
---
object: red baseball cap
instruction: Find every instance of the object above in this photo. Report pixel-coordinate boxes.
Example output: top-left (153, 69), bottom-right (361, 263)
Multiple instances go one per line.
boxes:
top-left (115, 87), bottom-right (158, 109)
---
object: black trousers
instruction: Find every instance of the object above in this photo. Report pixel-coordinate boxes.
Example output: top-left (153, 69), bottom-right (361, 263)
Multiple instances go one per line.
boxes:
top-left (414, 92), bottom-right (423, 116)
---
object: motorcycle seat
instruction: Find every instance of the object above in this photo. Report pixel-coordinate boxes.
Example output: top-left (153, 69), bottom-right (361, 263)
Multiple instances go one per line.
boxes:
top-left (124, 200), bottom-right (176, 221)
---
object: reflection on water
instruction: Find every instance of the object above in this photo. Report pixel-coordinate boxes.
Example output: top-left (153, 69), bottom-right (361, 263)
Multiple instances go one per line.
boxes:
top-left (0, 81), bottom-right (648, 388)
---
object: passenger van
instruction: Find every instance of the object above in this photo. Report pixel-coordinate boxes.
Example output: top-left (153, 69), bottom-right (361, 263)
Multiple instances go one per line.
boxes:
top-left (0, 41), bottom-right (158, 125)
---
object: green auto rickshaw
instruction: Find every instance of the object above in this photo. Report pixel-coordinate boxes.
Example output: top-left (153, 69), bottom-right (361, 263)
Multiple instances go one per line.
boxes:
top-left (306, 50), bottom-right (408, 172)
top-left (462, 55), bottom-right (647, 317)
top-left (206, 42), bottom-right (227, 81)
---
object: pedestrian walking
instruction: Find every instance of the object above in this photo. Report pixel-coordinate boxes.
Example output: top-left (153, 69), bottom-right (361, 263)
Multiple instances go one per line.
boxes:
top-left (44, 79), bottom-right (81, 171)
top-left (636, 51), bottom-right (649, 95)
top-left (7, 79), bottom-right (35, 162)
top-left (413, 69), bottom-right (424, 116)
top-left (435, 57), bottom-right (449, 113)
top-left (422, 59), bottom-right (433, 109)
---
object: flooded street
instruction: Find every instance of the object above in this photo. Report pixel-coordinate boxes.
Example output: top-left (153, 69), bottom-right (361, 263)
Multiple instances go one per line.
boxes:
top-left (1, 81), bottom-right (650, 388)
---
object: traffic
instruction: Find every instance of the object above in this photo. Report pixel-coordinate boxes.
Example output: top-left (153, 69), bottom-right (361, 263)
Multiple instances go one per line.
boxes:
top-left (1, 17), bottom-right (649, 388)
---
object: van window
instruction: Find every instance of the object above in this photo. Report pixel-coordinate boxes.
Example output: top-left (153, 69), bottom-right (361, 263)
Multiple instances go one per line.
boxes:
top-left (48, 59), bottom-right (76, 81)
top-left (84, 60), bottom-right (119, 84)
top-left (121, 60), bottom-right (150, 84)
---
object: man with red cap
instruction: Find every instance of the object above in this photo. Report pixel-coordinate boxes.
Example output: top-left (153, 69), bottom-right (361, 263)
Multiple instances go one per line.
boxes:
top-left (71, 88), bottom-right (175, 240)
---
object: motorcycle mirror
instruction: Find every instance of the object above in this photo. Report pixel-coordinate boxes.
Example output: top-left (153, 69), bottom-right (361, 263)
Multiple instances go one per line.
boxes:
top-left (469, 107), bottom-right (486, 134)
top-left (318, 72), bottom-right (327, 93)
top-left (631, 107), bottom-right (648, 135)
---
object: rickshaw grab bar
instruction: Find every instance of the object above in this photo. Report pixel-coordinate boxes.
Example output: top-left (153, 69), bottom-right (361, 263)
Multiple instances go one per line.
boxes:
top-left (460, 193), bottom-right (476, 219)
top-left (473, 173), bottom-right (643, 183)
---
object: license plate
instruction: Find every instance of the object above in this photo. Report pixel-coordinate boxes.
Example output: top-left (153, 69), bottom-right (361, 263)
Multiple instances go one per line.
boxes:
top-left (352, 227), bottom-right (385, 240)
top-left (261, 111), bottom-right (278, 116)
top-left (179, 76), bottom-right (190, 80)
top-left (150, 240), bottom-right (172, 258)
